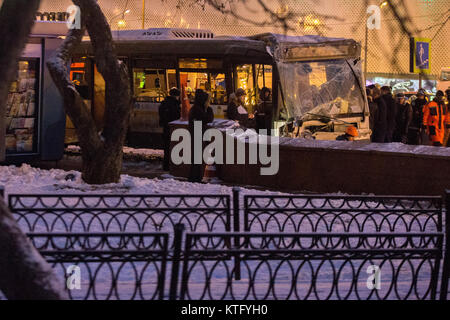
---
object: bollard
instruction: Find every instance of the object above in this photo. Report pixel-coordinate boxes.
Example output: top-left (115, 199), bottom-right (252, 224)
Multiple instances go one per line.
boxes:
top-left (169, 223), bottom-right (185, 300)
top-left (439, 190), bottom-right (450, 300)
top-left (0, 185), bottom-right (4, 200)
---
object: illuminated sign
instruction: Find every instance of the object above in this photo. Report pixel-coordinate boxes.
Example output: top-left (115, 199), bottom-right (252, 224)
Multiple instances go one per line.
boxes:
top-left (281, 41), bottom-right (359, 62)
top-left (410, 37), bottom-right (431, 74)
top-left (35, 12), bottom-right (69, 22)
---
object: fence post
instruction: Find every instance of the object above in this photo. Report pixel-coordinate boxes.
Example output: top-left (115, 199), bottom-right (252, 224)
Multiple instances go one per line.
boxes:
top-left (169, 223), bottom-right (185, 300)
top-left (232, 187), bottom-right (241, 281)
top-left (440, 190), bottom-right (450, 300)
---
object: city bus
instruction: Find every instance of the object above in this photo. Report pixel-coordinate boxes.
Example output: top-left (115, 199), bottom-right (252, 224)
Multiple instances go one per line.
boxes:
top-left (70, 28), bottom-right (370, 147)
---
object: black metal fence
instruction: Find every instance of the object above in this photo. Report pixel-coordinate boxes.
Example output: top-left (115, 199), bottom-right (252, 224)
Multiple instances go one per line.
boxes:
top-left (32, 232), bottom-right (169, 300)
top-left (1, 187), bottom-right (449, 300)
top-left (9, 193), bottom-right (231, 249)
top-left (243, 195), bottom-right (443, 233)
top-left (178, 232), bottom-right (444, 300)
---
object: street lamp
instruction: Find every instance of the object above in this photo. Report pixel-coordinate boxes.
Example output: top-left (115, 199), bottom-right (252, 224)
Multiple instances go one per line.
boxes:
top-left (109, 9), bottom-right (131, 29)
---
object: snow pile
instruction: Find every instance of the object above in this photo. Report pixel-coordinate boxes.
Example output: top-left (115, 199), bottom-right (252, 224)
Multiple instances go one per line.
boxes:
top-left (65, 145), bottom-right (163, 161)
top-left (0, 164), bottom-right (281, 197)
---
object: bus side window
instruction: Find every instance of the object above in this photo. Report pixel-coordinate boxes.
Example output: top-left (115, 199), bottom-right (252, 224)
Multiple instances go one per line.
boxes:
top-left (133, 68), bottom-right (174, 103)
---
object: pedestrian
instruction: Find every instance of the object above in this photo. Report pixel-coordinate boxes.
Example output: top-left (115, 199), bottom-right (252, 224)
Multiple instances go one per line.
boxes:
top-left (226, 88), bottom-right (254, 127)
top-left (188, 89), bottom-right (214, 183)
top-left (372, 87), bottom-right (388, 143)
top-left (336, 126), bottom-right (359, 141)
top-left (366, 88), bottom-right (378, 142)
top-left (408, 88), bottom-right (428, 145)
top-left (393, 93), bottom-right (413, 144)
top-left (445, 89), bottom-right (450, 146)
top-left (422, 90), bottom-right (450, 147)
top-left (381, 86), bottom-right (396, 142)
top-left (159, 87), bottom-right (181, 171)
top-left (255, 87), bottom-right (273, 134)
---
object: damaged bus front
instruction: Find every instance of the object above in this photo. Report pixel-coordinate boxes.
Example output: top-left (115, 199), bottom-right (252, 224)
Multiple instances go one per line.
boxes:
top-left (256, 34), bottom-right (370, 140)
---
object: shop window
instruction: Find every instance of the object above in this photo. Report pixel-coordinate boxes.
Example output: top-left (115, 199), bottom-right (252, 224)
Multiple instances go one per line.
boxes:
top-left (133, 69), bottom-right (176, 103)
top-left (179, 58), bottom-right (222, 69)
top-left (180, 71), bottom-right (227, 105)
top-left (5, 59), bottom-right (39, 154)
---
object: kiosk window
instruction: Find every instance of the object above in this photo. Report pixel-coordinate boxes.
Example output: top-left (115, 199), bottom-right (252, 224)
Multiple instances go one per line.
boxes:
top-left (5, 60), bottom-right (39, 154)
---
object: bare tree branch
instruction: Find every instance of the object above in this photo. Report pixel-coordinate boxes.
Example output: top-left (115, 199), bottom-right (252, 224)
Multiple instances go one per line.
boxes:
top-left (47, 0), bottom-right (132, 184)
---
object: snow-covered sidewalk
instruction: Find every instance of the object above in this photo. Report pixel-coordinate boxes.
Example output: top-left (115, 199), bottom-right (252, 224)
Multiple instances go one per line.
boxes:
top-left (0, 164), bottom-right (282, 196)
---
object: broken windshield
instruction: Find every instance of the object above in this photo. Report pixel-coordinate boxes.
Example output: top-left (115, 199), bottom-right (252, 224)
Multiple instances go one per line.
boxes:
top-left (277, 58), bottom-right (366, 121)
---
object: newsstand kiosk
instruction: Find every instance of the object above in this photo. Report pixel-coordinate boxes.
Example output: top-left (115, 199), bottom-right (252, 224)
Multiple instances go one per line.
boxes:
top-left (1, 21), bottom-right (67, 164)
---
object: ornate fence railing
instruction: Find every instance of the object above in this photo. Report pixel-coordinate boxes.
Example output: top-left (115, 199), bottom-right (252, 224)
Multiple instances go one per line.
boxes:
top-left (243, 195), bottom-right (443, 234)
top-left (177, 232), bottom-right (444, 300)
top-left (32, 232), bottom-right (169, 300)
top-left (9, 193), bottom-right (232, 250)
top-left (1, 187), bottom-right (449, 300)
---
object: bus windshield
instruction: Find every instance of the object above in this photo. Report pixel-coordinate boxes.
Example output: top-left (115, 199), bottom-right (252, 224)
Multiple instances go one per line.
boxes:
top-left (277, 59), bottom-right (366, 121)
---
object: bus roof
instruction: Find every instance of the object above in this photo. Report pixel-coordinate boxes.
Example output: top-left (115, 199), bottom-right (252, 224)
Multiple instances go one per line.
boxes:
top-left (73, 28), bottom-right (360, 61)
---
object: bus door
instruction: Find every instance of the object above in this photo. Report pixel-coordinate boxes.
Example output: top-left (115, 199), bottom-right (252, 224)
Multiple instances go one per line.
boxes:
top-left (129, 59), bottom-right (177, 148)
top-left (234, 63), bottom-right (274, 123)
top-left (178, 58), bottom-right (228, 119)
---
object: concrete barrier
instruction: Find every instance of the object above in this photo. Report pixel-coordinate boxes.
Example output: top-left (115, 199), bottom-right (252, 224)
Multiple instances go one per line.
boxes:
top-left (169, 121), bottom-right (450, 196)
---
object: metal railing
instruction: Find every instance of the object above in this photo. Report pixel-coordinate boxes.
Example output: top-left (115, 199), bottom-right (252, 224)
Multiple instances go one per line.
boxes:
top-left (1, 187), bottom-right (449, 300)
top-left (176, 231), bottom-right (444, 300)
top-left (243, 194), bottom-right (443, 233)
top-left (9, 193), bottom-right (231, 250)
top-left (33, 232), bottom-right (169, 300)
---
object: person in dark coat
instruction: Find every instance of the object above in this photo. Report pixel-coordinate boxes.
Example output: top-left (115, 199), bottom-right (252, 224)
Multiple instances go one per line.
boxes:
top-left (226, 88), bottom-right (255, 127)
top-left (408, 89), bottom-right (428, 145)
top-left (188, 89), bottom-right (214, 183)
top-left (366, 88), bottom-right (378, 142)
top-left (255, 87), bottom-right (273, 134)
top-left (159, 87), bottom-right (181, 171)
top-left (372, 87), bottom-right (388, 143)
top-left (393, 93), bottom-right (413, 144)
top-left (381, 86), bottom-right (396, 142)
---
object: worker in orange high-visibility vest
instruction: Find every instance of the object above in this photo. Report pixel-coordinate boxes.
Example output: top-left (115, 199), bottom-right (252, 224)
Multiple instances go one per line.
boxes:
top-left (422, 90), bottom-right (450, 146)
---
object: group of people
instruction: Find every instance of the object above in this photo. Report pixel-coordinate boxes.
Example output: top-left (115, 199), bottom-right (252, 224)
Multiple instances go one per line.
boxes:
top-left (158, 87), bottom-right (214, 182)
top-left (366, 86), bottom-right (450, 147)
top-left (226, 87), bottom-right (273, 133)
top-left (158, 86), bottom-right (273, 183)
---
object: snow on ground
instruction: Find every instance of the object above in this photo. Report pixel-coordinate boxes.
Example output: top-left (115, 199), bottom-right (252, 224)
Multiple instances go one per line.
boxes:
top-left (0, 164), bottom-right (440, 300)
top-left (65, 145), bottom-right (164, 161)
top-left (0, 164), bottom-right (281, 196)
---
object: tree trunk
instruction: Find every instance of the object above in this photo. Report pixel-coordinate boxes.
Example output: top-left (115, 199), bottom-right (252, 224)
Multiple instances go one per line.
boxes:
top-left (81, 145), bottom-right (124, 184)
top-left (0, 199), bottom-right (67, 300)
top-left (0, 0), bottom-right (41, 161)
top-left (46, 0), bottom-right (131, 185)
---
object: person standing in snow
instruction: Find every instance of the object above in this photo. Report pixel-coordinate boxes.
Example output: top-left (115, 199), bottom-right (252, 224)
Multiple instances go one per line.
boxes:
top-left (159, 87), bottom-right (181, 171)
top-left (393, 93), bottom-right (413, 144)
top-left (188, 89), bottom-right (214, 183)
top-left (381, 86), bottom-right (396, 142)
top-left (372, 87), bottom-right (388, 143)
top-left (408, 89), bottom-right (428, 145)
top-left (423, 90), bottom-right (450, 147)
